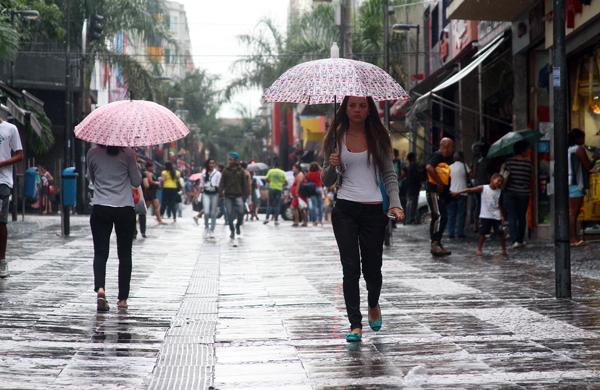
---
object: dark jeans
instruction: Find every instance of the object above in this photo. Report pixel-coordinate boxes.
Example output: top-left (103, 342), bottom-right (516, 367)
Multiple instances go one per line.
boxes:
top-left (503, 192), bottom-right (529, 244)
top-left (332, 199), bottom-right (388, 330)
top-left (224, 196), bottom-right (244, 234)
top-left (406, 192), bottom-right (419, 224)
top-left (90, 205), bottom-right (136, 300)
top-left (447, 195), bottom-right (466, 237)
top-left (265, 189), bottom-right (282, 221)
top-left (427, 191), bottom-right (449, 243)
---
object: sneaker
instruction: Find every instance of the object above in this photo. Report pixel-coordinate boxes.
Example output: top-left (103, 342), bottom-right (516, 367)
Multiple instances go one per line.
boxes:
top-left (274, 220), bottom-right (280, 226)
top-left (209, 231), bottom-right (215, 239)
top-left (0, 259), bottom-right (8, 278)
top-left (263, 219), bottom-right (270, 225)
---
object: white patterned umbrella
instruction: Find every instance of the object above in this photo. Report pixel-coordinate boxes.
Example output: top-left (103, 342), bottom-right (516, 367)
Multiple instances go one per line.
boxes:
top-left (74, 100), bottom-right (189, 147)
top-left (263, 58), bottom-right (408, 104)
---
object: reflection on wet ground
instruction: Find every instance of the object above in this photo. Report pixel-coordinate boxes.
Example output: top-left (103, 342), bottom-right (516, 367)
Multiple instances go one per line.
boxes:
top-left (3, 214), bottom-right (600, 388)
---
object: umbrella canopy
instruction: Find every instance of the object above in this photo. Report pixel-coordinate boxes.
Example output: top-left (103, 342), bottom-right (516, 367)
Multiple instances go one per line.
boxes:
top-left (487, 130), bottom-right (542, 159)
top-left (189, 172), bottom-right (203, 181)
top-left (263, 58), bottom-right (408, 105)
top-left (75, 100), bottom-right (189, 147)
top-left (247, 162), bottom-right (269, 172)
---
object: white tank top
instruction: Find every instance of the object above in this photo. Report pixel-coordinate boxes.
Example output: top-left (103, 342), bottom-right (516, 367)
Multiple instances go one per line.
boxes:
top-left (568, 145), bottom-right (578, 182)
top-left (337, 141), bottom-right (382, 203)
top-left (479, 184), bottom-right (501, 220)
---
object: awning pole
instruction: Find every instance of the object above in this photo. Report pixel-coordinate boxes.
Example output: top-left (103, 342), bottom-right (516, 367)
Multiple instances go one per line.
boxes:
top-left (478, 62), bottom-right (484, 140)
top-left (458, 63), bottom-right (463, 150)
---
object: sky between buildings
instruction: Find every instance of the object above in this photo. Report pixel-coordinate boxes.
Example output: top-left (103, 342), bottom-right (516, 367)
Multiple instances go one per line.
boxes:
top-left (176, 0), bottom-right (289, 118)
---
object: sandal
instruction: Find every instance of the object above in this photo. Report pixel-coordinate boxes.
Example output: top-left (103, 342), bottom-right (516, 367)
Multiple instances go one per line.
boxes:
top-left (97, 295), bottom-right (109, 312)
top-left (571, 240), bottom-right (586, 247)
top-left (117, 300), bottom-right (128, 309)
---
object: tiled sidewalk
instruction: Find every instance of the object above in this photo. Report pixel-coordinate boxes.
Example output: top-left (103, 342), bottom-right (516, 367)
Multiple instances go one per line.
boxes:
top-left (2, 212), bottom-right (600, 388)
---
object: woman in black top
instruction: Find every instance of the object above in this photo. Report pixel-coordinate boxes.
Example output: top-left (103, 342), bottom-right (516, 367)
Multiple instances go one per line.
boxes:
top-left (502, 140), bottom-right (533, 248)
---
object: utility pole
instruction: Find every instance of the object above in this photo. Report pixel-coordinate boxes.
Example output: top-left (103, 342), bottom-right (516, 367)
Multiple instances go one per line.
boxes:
top-left (383, 0), bottom-right (390, 130)
top-left (552, 0), bottom-right (571, 298)
top-left (62, 0), bottom-right (72, 236)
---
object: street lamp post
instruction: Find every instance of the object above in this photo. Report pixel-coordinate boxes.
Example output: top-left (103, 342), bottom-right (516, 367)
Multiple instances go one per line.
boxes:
top-left (393, 23), bottom-right (420, 153)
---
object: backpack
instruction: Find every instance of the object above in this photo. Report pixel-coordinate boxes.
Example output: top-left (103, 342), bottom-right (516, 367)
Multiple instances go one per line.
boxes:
top-left (299, 178), bottom-right (317, 197)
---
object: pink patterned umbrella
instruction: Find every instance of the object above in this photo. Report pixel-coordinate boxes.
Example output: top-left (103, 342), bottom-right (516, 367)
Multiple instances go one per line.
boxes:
top-left (263, 58), bottom-right (408, 104)
top-left (74, 100), bottom-right (189, 147)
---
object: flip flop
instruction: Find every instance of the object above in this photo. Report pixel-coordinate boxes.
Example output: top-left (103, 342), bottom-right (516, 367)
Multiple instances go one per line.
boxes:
top-left (571, 240), bottom-right (586, 247)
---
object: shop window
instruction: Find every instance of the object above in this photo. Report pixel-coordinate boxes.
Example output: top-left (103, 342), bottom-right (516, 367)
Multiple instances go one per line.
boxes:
top-left (571, 47), bottom-right (600, 149)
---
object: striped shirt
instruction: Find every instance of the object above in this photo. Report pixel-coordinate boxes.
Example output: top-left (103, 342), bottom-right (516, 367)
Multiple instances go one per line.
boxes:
top-left (504, 158), bottom-right (532, 194)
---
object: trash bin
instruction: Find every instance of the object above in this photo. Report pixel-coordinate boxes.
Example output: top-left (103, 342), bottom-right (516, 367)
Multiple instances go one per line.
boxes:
top-left (24, 167), bottom-right (38, 200)
top-left (62, 167), bottom-right (78, 206)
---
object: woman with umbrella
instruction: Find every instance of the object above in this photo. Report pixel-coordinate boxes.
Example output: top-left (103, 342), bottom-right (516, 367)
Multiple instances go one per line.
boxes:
top-left (87, 145), bottom-right (142, 311)
top-left (322, 96), bottom-right (404, 342)
top-left (75, 98), bottom-right (190, 312)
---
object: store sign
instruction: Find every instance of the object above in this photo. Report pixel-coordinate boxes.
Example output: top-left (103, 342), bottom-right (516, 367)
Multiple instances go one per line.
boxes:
top-left (450, 20), bottom-right (478, 60)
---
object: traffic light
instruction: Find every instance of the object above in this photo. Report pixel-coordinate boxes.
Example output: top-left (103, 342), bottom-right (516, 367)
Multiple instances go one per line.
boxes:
top-left (89, 14), bottom-right (105, 42)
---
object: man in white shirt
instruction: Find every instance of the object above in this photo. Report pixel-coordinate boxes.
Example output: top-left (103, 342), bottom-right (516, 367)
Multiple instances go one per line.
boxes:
top-left (0, 118), bottom-right (24, 278)
top-left (448, 152), bottom-right (469, 239)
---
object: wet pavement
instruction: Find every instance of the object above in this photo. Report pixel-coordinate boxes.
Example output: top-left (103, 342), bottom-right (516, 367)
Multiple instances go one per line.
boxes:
top-left (3, 210), bottom-right (600, 388)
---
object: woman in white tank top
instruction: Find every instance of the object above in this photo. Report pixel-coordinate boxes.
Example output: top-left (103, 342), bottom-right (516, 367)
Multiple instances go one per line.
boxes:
top-left (321, 96), bottom-right (404, 342)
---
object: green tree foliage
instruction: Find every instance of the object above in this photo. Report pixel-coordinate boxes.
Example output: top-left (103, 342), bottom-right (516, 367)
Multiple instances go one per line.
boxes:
top-left (353, 0), bottom-right (410, 85)
top-left (155, 69), bottom-right (222, 163)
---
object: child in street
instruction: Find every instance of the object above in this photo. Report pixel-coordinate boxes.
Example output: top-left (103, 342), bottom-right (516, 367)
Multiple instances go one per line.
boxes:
top-left (454, 173), bottom-right (507, 257)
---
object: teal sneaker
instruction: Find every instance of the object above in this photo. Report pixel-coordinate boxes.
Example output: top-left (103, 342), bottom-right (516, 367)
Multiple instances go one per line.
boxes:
top-left (345, 332), bottom-right (362, 342)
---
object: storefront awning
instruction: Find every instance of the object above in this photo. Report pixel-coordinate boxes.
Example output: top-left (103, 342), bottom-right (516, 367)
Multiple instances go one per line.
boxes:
top-left (431, 35), bottom-right (505, 94)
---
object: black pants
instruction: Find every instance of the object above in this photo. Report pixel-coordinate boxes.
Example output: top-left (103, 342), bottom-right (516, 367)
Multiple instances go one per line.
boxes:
top-left (162, 188), bottom-right (179, 220)
top-left (332, 199), bottom-right (388, 330)
top-left (427, 191), bottom-right (449, 243)
top-left (503, 192), bottom-right (529, 244)
top-left (90, 205), bottom-right (136, 300)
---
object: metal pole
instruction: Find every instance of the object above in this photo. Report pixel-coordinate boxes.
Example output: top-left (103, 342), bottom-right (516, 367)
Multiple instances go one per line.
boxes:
top-left (552, 0), bottom-right (571, 298)
top-left (342, 0), bottom-right (352, 58)
top-left (383, 0), bottom-right (390, 130)
top-left (279, 104), bottom-right (288, 171)
top-left (478, 63), bottom-right (484, 139)
top-left (415, 26), bottom-right (420, 88)
top-left (62, 0), bottom-right (72, 236)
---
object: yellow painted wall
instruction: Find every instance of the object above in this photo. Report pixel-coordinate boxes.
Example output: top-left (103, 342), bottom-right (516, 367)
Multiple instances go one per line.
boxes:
top-left (545, 0), bottom-right (600, 48)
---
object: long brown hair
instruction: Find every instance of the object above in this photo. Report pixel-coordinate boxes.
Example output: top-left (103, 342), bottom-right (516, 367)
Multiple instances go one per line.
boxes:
top-left (322, 96), bottom-right (392, 173)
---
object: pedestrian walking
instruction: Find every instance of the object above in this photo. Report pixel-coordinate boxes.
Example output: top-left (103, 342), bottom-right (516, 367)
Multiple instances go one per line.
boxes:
top-left (456, 173), bottom-right (507, 256)
top-left (219, 152), bottom-right (249, 240)
top-left (500, 140), bottom-right (533, 248)
top-left (248, 171), bottom-right (260, 221)
top-left (448, 152), bottom-right (470, 238)
top-left (291, 163), bottom-right (308, 227)
top-left (133, 184), bottom-right (147, 239)
top-left (426, 137), bottom-right (455, 256)
top-left (160, 162), bottom-right (180, 223)
top-left (322, 96), bottom-right (404, 342)
top-left (0, 118), bottom-right (23, 278)
top-left (263, 161), bottom-right (287, 225)
top-left (200, 159), bottom-right (221, 237)
top-left (39, 166), bottom-right (54, 214)
top-left (87, 145), bottom-right (142, 311)
top-left (405, 152), bottom-right (422, 224)
top-left (306, 162), bottom-right (324, 226)
top-left (568, 128), bottom-right (598, 246)
top-left (142, 161), bottom-right (166, 225)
